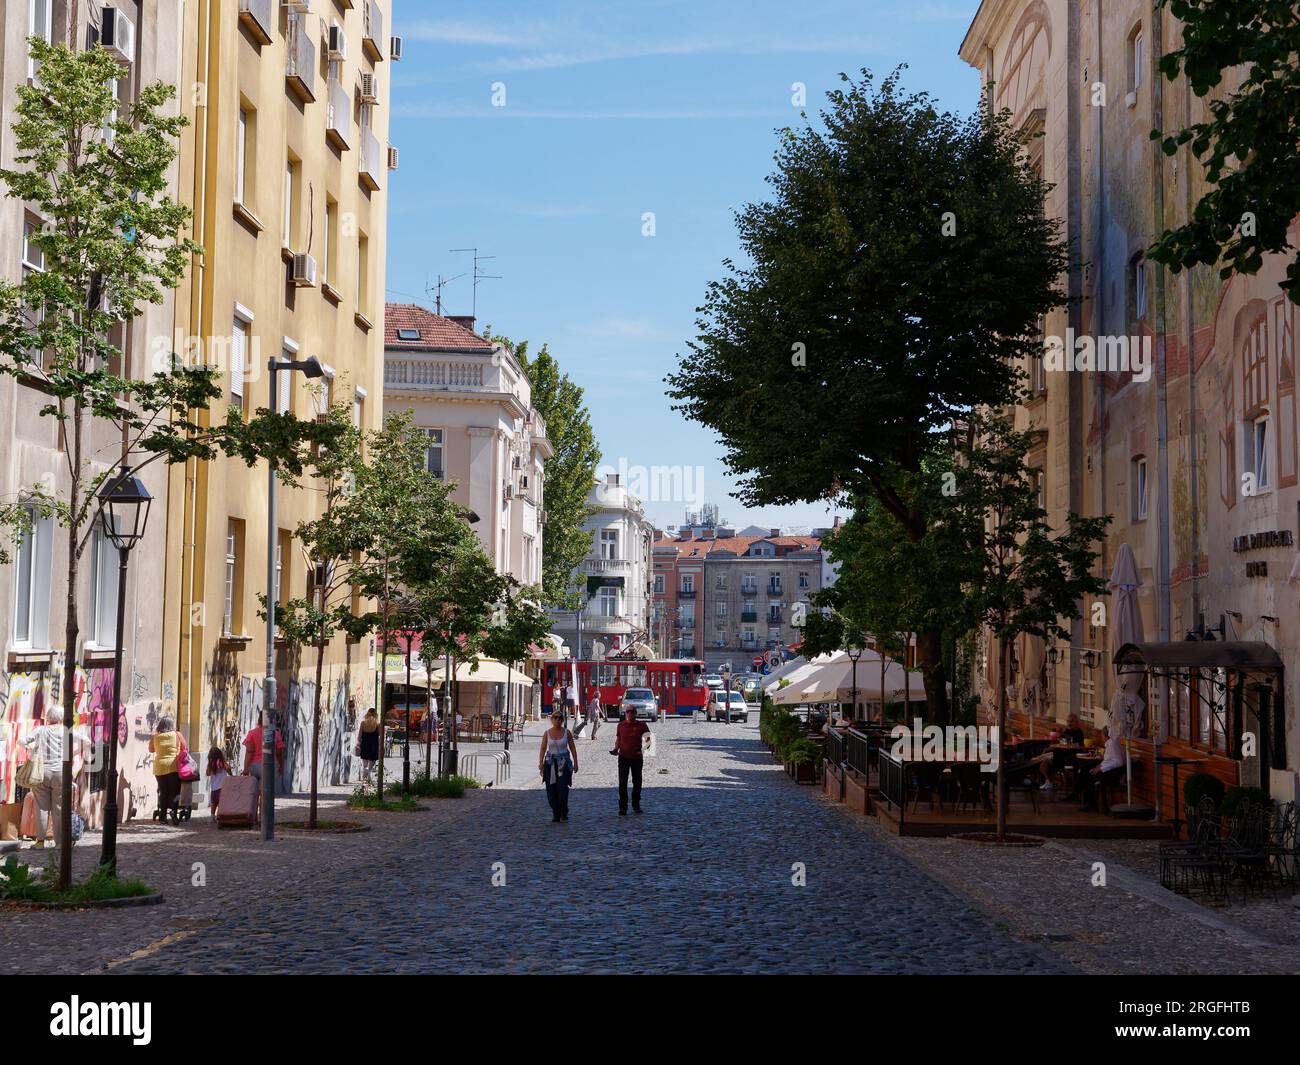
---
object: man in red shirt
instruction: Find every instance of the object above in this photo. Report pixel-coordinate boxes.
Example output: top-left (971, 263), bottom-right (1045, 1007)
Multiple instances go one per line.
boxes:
top-left (611, 704), bottom-right (650, 815)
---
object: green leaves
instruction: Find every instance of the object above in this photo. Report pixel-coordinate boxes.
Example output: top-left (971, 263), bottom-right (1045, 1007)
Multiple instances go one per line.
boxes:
top-left (1148, 0), bottom-right (1300, 302)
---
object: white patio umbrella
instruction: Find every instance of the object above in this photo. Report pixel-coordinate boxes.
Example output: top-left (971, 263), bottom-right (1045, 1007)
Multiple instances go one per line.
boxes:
top-left (799, 656), bottom-right (925, 704)
top-left (1107, 542), bottom-right (1148, 813)
top-left (762, 652), bottom-right (842, 693)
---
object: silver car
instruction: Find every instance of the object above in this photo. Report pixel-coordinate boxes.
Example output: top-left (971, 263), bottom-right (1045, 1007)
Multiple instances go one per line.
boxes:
top-left (615, 687), bottom-right (658, 721)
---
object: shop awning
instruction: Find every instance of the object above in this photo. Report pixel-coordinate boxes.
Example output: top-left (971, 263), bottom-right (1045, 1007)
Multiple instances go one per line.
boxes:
top-left (1114, 641), bottom-right (1283, 672)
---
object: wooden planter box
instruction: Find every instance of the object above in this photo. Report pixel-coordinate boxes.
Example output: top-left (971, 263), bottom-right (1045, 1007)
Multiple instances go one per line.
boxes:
top-left (785, 759), bottom-right (820, 785)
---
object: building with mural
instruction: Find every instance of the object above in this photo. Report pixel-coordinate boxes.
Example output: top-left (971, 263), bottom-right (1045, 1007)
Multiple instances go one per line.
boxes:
top-left (961, 0), bottom-right (1299, 806)
top-left (0, 1), bottom-right (182, 830)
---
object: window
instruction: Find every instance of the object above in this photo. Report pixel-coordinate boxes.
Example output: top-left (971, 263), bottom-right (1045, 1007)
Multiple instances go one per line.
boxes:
top-left (277, 342), bottom-right (297, 413)
top-left (653, 573), bottom-right (664, 594)
top-left (223, 520), bottom-right (244, 635)
top-left (798, 571), bottom-right (809, 589)
top-left (353, 389), bottom-right (365, 431)
top-left (275, 530), bottom-right (291, 607)
top-left (715, 573), bottom-right (726, 590)
top-left (1249, 415), bottom-right (1270, 492)
top-left (741, 573), bottom-right (756, 592)
top-left (716, 602), bottom-right (728, 618)
top-left (324, 198), bottom-right (338, 286)
top-left (88, 528), bottom-right (120, 648)
top-left (768, 571), bottom-right (782, 593)
top-left (598, 586), bottom-right (618, 618)
top-left (29, 0), bottom-right (53, 81)
top-left (357, 231), bottom-right (370, 315)
top-left (235, 106), bottom-right (254, 208)
top-left (1131, 456), bottom-right (1147, 521)
top-left (1128, 27), bottom-right (1144, 94)
top-left (768, 602), bottom-right (782, 622)
top-left (1134, 256), bottom-right (1147, 319)
top-left (680, 575), bottom-right (694, 594)
top-left (282, 158), bottom-right (298, 248)
top-left (424, 428), bottom-right (444, 478)
top-left (13, 504), bottom-right (50, 646)
top-left (21, 217), bottom-right (46, 365)
top-left (716, 627), bottom-right (726, 647)
top-left (600, 529), bottom-right (619, 560)
top-left (230, 313), bottom-right (250, 407)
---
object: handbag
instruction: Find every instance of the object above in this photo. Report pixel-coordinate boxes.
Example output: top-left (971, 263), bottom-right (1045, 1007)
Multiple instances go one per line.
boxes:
top-left (179, 752), bottom-right (199, 782)
top-left (16, 754), bottom-right (44, 789)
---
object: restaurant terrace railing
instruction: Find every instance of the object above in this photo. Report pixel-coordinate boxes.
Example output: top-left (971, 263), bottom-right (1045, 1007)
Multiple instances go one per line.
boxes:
top-left (877, 748), bottom-right (906, 824)
top-left (825, 726), bottom-right (846, 770)
top-left (845, 728), bottom-right (870, 777)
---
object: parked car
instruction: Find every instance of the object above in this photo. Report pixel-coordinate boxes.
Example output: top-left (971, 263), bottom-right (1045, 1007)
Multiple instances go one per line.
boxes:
top-left (706, 689), bottom-right (749, 722)
top-left (615, 687), bottom-right (659, 721)
top-left (704, 673), bottom-right (724, 691)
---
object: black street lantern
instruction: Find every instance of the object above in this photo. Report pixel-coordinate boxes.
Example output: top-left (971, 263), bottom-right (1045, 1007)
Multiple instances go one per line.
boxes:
top-left (98, 465), bottom-right (153, 548)
top-left (96, 464), bottom-right (153, 875)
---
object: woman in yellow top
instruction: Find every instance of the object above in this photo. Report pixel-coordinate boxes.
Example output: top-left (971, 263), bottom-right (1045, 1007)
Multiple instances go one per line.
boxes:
top-left (148, 715), bottom-right (187, 825)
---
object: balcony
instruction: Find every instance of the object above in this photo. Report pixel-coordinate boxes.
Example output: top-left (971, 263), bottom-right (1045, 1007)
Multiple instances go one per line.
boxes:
top-left (768, 584), bottom-right (783, 596)
top-left (768, 612), bottom-right (784, 625)
top-left (677, 587), bottom-right (696, 598)
top-left (362, 0), bottom-right (385, 62)
top-left (585, 558), bottom-right (632, 575)
top-left (740, 585), bottom-right (757, 597)
top-left (238, 0), bottom-right (274, 44)
top-left (360, 125), bottom-right (382, 190)
top-left (285, 17), bottom-right (316, 102)
top-left (385, 356), bottom-right (491, 391)
top-left (326, 78), bottom-right (351, 149)
top-left (741, 611), bottom-right (757, 623)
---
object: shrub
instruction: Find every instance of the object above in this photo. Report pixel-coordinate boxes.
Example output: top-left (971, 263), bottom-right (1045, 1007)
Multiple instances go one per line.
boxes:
top-left (1182, 771), bottom-right (1225, 811)
top-left (1222, 785), bottom-right (1272, 817)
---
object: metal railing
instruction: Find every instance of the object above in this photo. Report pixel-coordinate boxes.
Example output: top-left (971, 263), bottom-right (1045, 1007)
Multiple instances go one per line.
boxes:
top-left (327, 78), bottom-right (351, 149)
top-left (238, 0), bottom-right (274, 44)
top-left (825, 727), bottom-right (845, 769)
top-left (285, 16), bottom-right (316, 101)
top-left (877, 749), bottom-right (906, 822)
top-left (363, 0), bottom-right (385, 61)
top-left (845, 728), bottom-right (870, 777)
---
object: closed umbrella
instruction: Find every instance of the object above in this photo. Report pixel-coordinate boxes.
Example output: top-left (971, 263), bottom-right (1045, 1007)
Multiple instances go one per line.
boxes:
top-left (1107, 543), bottom-right (1149, 815)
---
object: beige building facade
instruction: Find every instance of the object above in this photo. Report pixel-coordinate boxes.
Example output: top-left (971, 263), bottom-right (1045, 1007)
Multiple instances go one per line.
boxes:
top-left (962, 0), bottom-right (1299, 804)
top-left (160, 0), bottom-right (396, 795)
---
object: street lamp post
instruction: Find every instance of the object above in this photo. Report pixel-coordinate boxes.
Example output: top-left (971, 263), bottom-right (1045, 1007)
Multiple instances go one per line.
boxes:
top-left (263, 354), bottom-right (324, 841)
top-left (721, 664), bottom-right (732, 726)
top-left (97, 465), bottom-right (153, 874)
top-left (847, 643), bottom-right (864, 727)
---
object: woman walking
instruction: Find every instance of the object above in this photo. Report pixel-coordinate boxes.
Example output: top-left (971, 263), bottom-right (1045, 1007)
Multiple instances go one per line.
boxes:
top-left (19, 707), bottom-right (66, 849)
top-left (356, 708), bottom-right (380, 785)
top-left (538, 709), bottom-right (578, 823)
top-left (149, 715), bottom-right (186, 825)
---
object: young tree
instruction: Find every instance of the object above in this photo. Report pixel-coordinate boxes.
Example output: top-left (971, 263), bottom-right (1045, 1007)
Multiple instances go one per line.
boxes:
top-left (263, 404), bottom-right (367, 828)
top-left (667, 70), bottom-right (1068, 723)
top-left (0, 42), bottom-right (335, 888)
top-left (1148, 0), bottom-right (1300, 303)
top-left (947, 413), bottom-right (1109, 840)
top-left (487, 334), bottom-right (599, 610)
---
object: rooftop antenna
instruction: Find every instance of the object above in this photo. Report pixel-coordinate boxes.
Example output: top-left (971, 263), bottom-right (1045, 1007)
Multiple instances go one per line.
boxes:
top-left (427, 273), bottom-right (466, 315)
top-left (449, 247), bottom-right (501, 320)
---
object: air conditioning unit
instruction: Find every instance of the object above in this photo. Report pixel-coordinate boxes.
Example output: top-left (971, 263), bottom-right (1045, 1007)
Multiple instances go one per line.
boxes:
top-left (358, 73), bottom-right (378, 103)
top-left (386, 145), bottom-right (399, 171)
top-left (389, 35), bottom-right (403, 61)
top-left (327, 24), bottom-right (347, 60)
top-left (290, 252), bottom-right (317, 287)
top-left (101, 6), bottom-right (135, 63)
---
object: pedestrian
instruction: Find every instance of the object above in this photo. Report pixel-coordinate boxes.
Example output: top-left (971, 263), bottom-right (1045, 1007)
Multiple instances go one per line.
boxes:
top-left (585, 690), bottom-right (602, 740)
top-left (611, 703), bottom-right (650, 816)
top-left (538, 708), bottom-right (578, 823)
top-left (18, 706), bottom-right (66, 849)
top-left (149, 715), bottom-right (186, 825)
top-left (242, 711), bottom-right (285, 780)
top-left (206, 746), bottom-right (230, 822)
top-left (355, 707), bottom-right (380, 786)
top-left (564, 681), bottom-right (579, 731)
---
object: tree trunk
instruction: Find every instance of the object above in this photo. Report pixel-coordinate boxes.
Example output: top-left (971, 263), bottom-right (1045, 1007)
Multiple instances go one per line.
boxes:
top-left (375, 564), bottom-right (389, 801)
top-left (309, 630), bottom-right (325, 828)
top-left (917, 627), bottom-right (949, 726)
top-left (996, 637), bottom-right (1010, 841)
top-left (58, 520), bottom-right (79, 891)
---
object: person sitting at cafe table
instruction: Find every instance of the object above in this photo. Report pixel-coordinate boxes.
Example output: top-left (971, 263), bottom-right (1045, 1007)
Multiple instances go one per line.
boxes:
top-left (1061, 714), bottom-right (1085, 746)
top-left (1076, 725), bottom-right (1126, 812)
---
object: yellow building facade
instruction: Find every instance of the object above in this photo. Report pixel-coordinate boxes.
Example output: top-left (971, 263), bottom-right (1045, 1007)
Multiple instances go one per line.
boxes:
top-left (162, 0), bottom-right (395, 793)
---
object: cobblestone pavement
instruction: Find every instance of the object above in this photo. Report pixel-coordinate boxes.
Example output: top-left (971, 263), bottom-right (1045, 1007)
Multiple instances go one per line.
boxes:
top-left (3, 719), bottom-right (1061, 975)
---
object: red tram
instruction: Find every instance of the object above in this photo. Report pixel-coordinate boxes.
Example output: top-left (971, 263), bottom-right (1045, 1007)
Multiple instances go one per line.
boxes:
top-left (542, 658), bottom-right (706, 719)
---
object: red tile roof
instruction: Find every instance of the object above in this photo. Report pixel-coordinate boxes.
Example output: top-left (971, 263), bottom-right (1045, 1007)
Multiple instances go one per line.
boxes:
top-left (651, 534), bottom-right (820, 557)
top-left (384, 303), bottom-right (495, 353)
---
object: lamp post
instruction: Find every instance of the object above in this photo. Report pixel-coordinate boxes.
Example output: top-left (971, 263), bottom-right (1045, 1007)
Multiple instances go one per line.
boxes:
top-left (846, 642), bottom-right (864, 727)
top-left (721, 664), bottom-right (732, 725)
top-left (97, 465), bottom-right (153, 874)
top-left (263, 353), bottom-right (323, 841)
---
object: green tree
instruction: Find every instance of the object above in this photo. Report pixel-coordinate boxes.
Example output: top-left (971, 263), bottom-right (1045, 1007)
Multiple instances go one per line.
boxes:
top-left (0, 42), bottom-right (335, 888)
top-left (487, 334), bottom-right (599, 609)
top-left (667, 69), bottom-right (1067, 724)
top-left (1148, 0), bottom-right (1300, 303)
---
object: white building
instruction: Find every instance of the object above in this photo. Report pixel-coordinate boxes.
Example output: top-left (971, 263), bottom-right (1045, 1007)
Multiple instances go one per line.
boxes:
top-left (551, 473), bottom-right (654, 658)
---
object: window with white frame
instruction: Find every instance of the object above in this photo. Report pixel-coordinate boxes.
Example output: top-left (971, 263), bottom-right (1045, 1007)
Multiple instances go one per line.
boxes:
top-left (223, 520), bottom-right (239, 635)
top-left (1128, 27), bottom-right (1144, 94)
top-left (598, 586), bottom-right (618, 618)
top-left (230, 312), bottom-right (250, 407)
top-left (716, 602), bottom-right (728, 618)
top-left (1249, 415), bottom-right (1270, 492)
top-left (29, 0), bottom-right (53, 81)
top-left (424, 428), bottom-right (444, 479)
top-left (653, 573), bottom-right (664, 594)
top-left (798, 570), bottom-right (809, 589)
top-left (1131, 456), bottom-right (1147, 521)
top-left (235, 107), bottom-right (250, 207)
top-left (741, 572), bottom-right (756, 592)
top-left (88, 527), bottom-right (120, 648)
top-left (680, 575), bottom-right (694, 594)
top-left (600, 529), bottom-right (618, 560)
top-left (12, 504), bottom-right (50, 646)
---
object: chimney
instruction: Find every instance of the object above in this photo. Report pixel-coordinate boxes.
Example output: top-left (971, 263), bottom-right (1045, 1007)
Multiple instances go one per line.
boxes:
top-left (770, 528), bottom-right (780, 538)
top-left (449, 315), bottom-right (476, 333)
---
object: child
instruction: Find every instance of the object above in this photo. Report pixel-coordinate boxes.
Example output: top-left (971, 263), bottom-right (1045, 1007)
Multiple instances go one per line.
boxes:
top-left (206, 746), bottom-right (231, 822)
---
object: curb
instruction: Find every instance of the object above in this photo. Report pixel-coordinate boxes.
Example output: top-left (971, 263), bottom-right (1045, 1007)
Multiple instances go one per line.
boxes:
top-left (7, 891), bottom-right (165, 911)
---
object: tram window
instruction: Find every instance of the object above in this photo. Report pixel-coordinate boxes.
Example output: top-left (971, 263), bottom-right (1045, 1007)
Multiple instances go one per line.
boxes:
top-left (545, 665), bottom-right (556, 686)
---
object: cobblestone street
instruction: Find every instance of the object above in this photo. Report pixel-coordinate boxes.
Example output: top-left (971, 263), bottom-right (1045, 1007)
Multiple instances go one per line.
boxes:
top-left (4, 719), bottom-right (1060, 975)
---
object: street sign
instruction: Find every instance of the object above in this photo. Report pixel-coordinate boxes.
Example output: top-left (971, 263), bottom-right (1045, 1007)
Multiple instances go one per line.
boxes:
top-left (592, 641), bottom-right (606, 661)
top-left (766, 649), bottom-right (783, 667)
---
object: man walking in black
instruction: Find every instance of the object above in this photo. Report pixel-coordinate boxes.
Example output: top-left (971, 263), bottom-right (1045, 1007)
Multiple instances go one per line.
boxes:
top-left (612, 703), bottom-right (650, 815)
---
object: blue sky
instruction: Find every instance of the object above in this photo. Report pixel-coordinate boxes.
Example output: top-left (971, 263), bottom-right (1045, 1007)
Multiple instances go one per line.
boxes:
top-left (385, 0), bottom-right (982, 532)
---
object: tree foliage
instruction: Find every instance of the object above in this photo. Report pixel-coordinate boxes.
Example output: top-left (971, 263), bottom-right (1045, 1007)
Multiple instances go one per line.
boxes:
top-left (1148, 0), bottom-right (1300, 303)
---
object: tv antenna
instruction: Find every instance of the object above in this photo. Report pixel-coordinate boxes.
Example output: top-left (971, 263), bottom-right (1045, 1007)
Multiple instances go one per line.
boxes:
top-left (449, 247), bottom-right (501, 319)
top-left (427, 273), bottom-right (466, 315)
